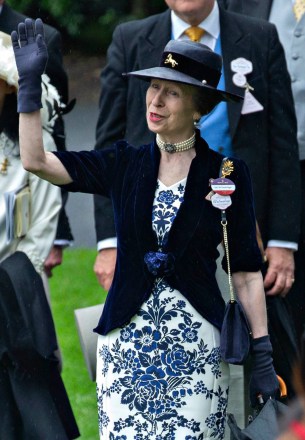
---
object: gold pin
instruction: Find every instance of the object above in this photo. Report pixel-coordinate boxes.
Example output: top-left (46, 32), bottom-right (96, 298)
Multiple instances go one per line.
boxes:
top-left (221, 160), bottom-right (234, 177)
top-left (164, 54), bottom-right (178, 68)
top-left (0, 158), bottom-right (9, 174)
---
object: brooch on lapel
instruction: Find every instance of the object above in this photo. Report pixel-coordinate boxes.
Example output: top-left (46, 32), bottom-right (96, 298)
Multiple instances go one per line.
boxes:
top-left (206, 159), bottom-right (235, 210)
top-left (231, 57), bottom-right (263, 115)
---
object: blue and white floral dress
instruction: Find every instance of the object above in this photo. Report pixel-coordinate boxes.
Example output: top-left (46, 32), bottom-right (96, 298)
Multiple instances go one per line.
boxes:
top-left (96, 178), bottom-right (229, 440)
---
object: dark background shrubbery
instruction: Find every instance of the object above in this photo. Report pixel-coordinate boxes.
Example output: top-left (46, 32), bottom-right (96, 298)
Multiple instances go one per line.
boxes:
top-left (8, 0), bottom-right (167, 54)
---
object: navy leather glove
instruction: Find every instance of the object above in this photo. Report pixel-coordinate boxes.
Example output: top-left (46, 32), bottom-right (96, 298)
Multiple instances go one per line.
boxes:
top-left (249, 335), bottom-right (280, 407)
top-left (11, 18), bottom-right (48, 113)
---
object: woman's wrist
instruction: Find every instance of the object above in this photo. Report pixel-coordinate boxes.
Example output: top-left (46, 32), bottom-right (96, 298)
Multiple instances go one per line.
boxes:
top-left (252, 335), bottom-right (270, 344)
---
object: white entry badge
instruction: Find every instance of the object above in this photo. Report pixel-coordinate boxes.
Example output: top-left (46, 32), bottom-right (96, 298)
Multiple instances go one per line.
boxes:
top-left (241, 90), bottom-right (264, 115)
top-left (231, 57), bottom-right (253, 75)
top-left (211, 193), bottom-right (232, 210)
top-left (232, 73), bottom-right (247, 87)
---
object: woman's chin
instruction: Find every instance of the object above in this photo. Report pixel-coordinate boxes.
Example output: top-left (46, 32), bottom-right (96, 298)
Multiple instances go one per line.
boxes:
top-left (147, 121), bottom-right (161, 134)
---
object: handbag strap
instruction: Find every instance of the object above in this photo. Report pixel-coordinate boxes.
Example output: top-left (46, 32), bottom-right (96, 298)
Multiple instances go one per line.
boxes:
top-left (219, 157), bottom-right (235, 303)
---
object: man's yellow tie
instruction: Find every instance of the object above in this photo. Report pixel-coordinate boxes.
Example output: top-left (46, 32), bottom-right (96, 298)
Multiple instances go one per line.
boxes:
top-left (293, 0), bottom-right (305, 21)
top-left (184, 26), bottom-right (205, 42)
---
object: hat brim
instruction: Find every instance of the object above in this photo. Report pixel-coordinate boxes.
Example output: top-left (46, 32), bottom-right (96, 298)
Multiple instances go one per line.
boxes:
top-left (125, 67), bottom-right (243, 103)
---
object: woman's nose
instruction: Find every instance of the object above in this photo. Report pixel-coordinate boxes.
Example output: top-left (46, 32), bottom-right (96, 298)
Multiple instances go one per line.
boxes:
top-left (151, 90), bottom-right (164, 107)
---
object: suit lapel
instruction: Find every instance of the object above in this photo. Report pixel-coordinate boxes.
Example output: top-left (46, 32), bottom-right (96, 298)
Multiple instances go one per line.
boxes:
top-left (220, 8), bottom-right (250, 139)
top-left (138, 10), bottom-right (172, 70)
top-left (242, 0), bottom-right (272, 19)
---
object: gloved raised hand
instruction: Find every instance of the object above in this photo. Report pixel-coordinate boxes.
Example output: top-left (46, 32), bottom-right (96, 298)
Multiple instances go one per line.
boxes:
top-left (249, 335), bottom-right (280, 407)
top-left (11, 18), bottom-right (48, 113)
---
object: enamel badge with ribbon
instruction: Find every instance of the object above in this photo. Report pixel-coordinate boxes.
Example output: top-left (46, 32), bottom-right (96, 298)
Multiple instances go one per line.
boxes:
top-left (206, 159), bottom-right (235, 210)
top-left (231, 57), bottom-right (263, 114)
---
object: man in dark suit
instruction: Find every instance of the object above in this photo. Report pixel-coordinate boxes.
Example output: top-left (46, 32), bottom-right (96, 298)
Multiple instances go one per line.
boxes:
top-left (0, 0), bottom-right (73, 274)
top-left (224, 0), bottom-right (305, 349)
top-left (94, 0), bottom-right (301, 298)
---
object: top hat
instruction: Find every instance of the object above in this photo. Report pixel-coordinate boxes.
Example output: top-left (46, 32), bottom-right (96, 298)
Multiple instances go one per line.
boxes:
top-left (126, 39), bottom-right (242, 103)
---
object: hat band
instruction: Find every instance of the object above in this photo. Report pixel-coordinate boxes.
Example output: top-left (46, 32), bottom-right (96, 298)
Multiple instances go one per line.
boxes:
top-left (160, 51), bottom-right (221, 87)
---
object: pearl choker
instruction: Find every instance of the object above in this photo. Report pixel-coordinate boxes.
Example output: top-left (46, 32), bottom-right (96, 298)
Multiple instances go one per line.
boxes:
top-left (156, 132), bottom-right (196, 154)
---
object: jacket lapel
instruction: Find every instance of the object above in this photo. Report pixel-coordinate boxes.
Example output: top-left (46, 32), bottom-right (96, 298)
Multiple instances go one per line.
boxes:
top-left (134, 144), bottom-right (160, 256)
top-left (134, 136), bottom-right (213, 263)
top-left (137, 10), bottom-right (172, 70)
top-left (220, 8), bottom-right (250, 139)
top-left (165, 135), bottom-right (212, 260)
top-left (242, 0), bottom-right (272, 19)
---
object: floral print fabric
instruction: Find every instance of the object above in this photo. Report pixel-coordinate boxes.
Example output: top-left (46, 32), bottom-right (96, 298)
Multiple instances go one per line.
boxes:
top-left (96, 179), bottom-right (229, 439)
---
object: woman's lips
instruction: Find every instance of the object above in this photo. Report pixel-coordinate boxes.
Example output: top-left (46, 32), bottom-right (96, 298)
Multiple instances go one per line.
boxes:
top-left (149, 112), bottom-right (164, 122)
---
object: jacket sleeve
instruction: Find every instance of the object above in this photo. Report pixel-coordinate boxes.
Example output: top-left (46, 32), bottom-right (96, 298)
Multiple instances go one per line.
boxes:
top-left (222, 159), bottom-right (263, 273)
top-left (95, 24), bottom-right (128, 150)
top-left (264, 24), bottom-right (301, 243)
top-left (54, 141), bottom-right (136, 196)
top-left (16, 131), bottom-right (62, 274)
top-left (94, 24), bottom-right (129, 242)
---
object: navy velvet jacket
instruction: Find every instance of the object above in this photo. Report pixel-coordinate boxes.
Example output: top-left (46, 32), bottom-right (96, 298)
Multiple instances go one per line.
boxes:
top-left (55, 133), bottom-right (262, 335)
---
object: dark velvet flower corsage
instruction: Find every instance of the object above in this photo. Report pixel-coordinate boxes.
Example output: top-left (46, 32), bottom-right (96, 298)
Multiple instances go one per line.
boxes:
top-left (144, 251), bottom-right (175, 277)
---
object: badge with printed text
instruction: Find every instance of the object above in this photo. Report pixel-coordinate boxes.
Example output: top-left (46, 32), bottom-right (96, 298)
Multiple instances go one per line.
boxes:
top-left (206, 160), bottom-right (235, 209)
top-left (231, 57), bottom-right (253, 75)
top-left (231, 57), bottom-right (264, 114)
top-left (211, 193), bottom-right (232, 210)
top-left (211, 177), bottom-right (236, 196)
top-left (232, 72), bottom-right (247, 87)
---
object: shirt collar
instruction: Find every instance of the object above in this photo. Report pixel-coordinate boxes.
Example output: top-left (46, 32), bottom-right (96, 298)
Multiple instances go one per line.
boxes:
top-left (171, 1), bottom-right (220, 41)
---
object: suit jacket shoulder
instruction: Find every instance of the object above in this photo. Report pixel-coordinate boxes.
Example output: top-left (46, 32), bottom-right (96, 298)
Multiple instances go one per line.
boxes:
top-left (115, 9), bottom-right (171, 37)
top-left (218, 6), bottom-right (300, 244)
top-left (225, 0), bottom-right (273, 19)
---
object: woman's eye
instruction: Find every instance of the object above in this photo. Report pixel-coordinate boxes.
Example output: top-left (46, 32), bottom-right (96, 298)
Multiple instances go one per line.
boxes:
top-left (169, 90), bottom-right (178, 96)
top-left (151, 83), bottom-right (159, 89)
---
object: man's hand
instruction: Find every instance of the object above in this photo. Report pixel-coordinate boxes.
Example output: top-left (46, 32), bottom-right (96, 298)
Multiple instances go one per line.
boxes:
top-left (44, 245), bottom-right (63, 278)
top-left (264, 247), bottom-right (295, 297)
top-left (94, 248), bottom-right (117, 290)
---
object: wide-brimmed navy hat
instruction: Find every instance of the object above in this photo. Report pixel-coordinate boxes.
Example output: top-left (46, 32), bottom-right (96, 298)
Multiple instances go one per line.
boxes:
top-left (126, 40), bottom-right (242, 103)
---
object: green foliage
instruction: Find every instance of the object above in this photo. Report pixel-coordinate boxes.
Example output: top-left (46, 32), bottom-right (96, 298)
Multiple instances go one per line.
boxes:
top-left (7, 0), bottom-right (167, 53)
top-left (49, 248), bottom-right (107, 439)
top-left (9, 0), bottom-right (32, 10)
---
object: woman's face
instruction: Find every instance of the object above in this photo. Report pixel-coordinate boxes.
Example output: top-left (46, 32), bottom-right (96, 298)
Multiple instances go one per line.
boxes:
top-left (146, 79), bottom-right (199, 142)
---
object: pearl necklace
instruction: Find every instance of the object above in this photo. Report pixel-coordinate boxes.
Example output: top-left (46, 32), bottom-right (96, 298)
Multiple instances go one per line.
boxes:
top-left (156, 132), bottom-right (196, 154)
